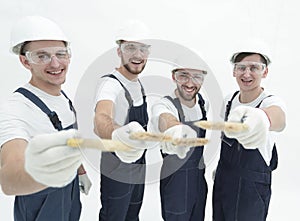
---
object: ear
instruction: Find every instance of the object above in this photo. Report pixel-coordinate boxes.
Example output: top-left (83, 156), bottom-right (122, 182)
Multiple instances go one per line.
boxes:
top-left (233, 70), bottom-right (237, 77)
top-left (172, 73), bottom-right (176, 81)
top-left (262, 67), bottom-right (268, 78)
top-left (117, 47), bottom-right (121, 57)
top-left (19, 55), bottom-right (31, 70)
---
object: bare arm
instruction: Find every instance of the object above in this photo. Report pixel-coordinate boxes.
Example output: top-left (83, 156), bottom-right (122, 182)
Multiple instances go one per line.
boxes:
top-left (94, 100), bottom-right (119, 139)
top-left (158, 113), bottom-right (181, 133)
top-left (262, 105), bottom-right (286, 132)
top-left (0, 139), bottom-right (46, 195)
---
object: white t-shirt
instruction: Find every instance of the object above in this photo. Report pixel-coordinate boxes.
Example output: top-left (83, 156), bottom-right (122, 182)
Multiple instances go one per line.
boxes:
top-left (221, 90), bottom-right (287, 166)
top-left (150, 91), bottom-right (209, 133)
top-left (0, 83), bottom-right (76, 147)
top-left (94, 70), bottom-right (144, 126)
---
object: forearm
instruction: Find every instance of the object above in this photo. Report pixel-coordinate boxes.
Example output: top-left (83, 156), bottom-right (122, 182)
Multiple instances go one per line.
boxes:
top-left (1, 164), bottom-right (46, 195)
top-left (262, 105), bottom-right (286, 132)
top-left (158, 113), bottom-right (181, 132)
top-left (94, 113), bottom-right (118, 139)
top-left (1, 140), bottom-right (46, 195)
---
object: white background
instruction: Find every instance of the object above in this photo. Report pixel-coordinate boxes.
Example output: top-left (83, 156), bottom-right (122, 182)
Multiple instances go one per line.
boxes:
top-left (0, 0), bottom-right (299, 220)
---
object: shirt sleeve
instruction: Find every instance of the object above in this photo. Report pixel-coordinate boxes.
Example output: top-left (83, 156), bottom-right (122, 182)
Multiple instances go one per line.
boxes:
top-left (150, 97), bottom-right (179, 133)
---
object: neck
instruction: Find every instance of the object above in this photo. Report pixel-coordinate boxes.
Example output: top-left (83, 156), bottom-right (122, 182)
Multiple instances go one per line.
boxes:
top-left (29, 80), bottom-right (61, 96)
top-left (239, 87), bottom-right (263, 103)
top-left (117, 67), bottom-right (138, 81)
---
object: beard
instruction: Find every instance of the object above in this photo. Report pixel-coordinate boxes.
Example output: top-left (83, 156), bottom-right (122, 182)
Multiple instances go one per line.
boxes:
top-left (123, 63), bottom-right (146, 75)
top-left (121, 54), bottom-right (147, 75)
top-left (177, 85), bottom-right (199, 101)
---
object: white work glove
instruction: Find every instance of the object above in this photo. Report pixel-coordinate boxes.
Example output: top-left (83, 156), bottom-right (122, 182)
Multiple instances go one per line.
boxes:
top-left (224, 106), bottom-right (270, 149)
top-left (112, 121), bottom-right (146, 163)
top-left (79, 173), bottom-right (92, 195)
top-left (25, 129), bottom-right (82, 187)
top-left (161, 124), bottom-right (197, 159)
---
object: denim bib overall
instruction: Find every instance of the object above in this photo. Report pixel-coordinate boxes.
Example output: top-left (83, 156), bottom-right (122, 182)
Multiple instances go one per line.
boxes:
top-left (99, 75), bottom-right (148, 221)
top-left (160, 94), bottom-right (208, 221)
top-left (14, 87), bottom-right (81, 221)
top-left (213, 91), bottom-right (278, 221)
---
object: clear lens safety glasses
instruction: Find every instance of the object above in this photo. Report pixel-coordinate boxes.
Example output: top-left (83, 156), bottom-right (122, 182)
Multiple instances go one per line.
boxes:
top-left (120, 42), bottom-right (151, 57)
top-left (234, 61), bottom-right (266, 75)
top-left (173, 69), bottom-right (207, 84)
top-left (25, 47), bottom-right (71, 65)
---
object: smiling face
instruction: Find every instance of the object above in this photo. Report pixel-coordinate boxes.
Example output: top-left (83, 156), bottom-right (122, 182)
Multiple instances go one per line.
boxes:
top-left (233, 53), bottom-right (268, 93)
top-left (20, 40), bottom-right (70, 95)
top-left (172, 68), bottom-right (206, 106)
top-left (117, 41), bottom-right (150, 80)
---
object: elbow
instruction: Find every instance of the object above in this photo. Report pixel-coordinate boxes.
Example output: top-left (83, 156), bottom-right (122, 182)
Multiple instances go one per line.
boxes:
top-left (1, 184), bottom-right (16, 196)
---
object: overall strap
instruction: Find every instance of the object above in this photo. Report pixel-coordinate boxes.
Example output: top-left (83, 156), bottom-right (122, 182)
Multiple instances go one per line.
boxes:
top-left (60, 90), bottom-right (78, 129)
top-left (224, 91), bottom-right (239, 121)
top-left (103, 74), bottom-right (146, 106)
top-left (164, 96), bottom-right (185, 122)
top-left (197, 93), bottom-right (207, 120)
top-left (15, 87), bottom-right (64, 131)
top-left (103, 74), bottom-right (133, 106)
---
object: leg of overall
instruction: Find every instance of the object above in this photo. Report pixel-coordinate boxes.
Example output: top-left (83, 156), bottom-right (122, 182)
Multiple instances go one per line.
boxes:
top-left (124, 153), bottom-right (146, 221)
top-left (235, 178), bottom-right (271, 221)
top-left (99, 174), bottom-right (132, 221)
top-left (160, 168), bottom-right (191, 221)
top-left (125, 183), bottom-right (145, 221)
top-left (69, 176), bottom-right (82, 221)
top-left (190, 170), bottom-right (208, 221)
top-left (212, 167), bottom-right (226, 221)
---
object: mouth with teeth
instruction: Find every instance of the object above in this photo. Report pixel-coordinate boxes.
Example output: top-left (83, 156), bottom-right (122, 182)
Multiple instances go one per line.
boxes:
top-left (130, 59), bottom-right (144, 66)
top-left (46, 69), bottom-right (64, 75)
top-left (181, 85), bottom-right (198, 98)
top-left (241, 78), bottom-right (253, 85)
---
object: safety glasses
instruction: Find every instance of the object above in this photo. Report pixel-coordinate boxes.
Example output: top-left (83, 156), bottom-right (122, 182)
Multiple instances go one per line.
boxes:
top-left (120, 42), bottom-right (151, 57)
top-left (25, 47), bottom-right (71, 65)
top-left (233, 61), bottom-right (266, 75)
top-left (173, 69), bottom-right (207, 84)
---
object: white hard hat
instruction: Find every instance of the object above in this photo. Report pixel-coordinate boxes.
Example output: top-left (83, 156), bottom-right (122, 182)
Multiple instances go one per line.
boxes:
top-left (115, 19), bottom-right (151, 44)
top-left (171, 51), bottom-right (209, 75)
top-left (230, 38), bottom-right (271, 65)
top-left (10, 15), bottom-right (69, 55)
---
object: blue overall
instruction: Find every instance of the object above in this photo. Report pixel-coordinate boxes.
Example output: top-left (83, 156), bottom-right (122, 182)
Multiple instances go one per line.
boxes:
top-left (160, 94), bottom-right (208, 221)
top-left (213, 91), bottom-right (278, 221)
top-left (14, 87), bottom-right (81, 221)
top-left (99, 74), bottom-right (148, 221)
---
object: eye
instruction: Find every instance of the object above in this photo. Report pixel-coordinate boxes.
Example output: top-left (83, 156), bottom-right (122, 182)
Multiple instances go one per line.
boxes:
top-left (36, 53), bottom-right (50, 61)
top-left (236, 65), bottom-right (246, 71)
top-left (56, 51), bottom-right (68, 58)
top-left (249, 65), bottom-right (260, 72)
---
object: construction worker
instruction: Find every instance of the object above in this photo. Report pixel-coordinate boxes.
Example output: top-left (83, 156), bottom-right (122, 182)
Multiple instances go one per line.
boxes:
top-left (93, 19), bottom-right (152, 221)
top-left (0, 15), bottom-right (91, 221)
top-left (212, 39), bottom-right (286, 221)
top-left (151, 66), bottom-right (209, 221)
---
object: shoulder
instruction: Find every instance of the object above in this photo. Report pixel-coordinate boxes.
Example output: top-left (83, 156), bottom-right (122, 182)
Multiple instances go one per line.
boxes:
top-left (260, 92), bottom-right (287, 112)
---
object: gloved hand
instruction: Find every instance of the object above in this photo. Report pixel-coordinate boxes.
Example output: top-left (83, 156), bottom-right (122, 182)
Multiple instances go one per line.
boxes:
top-left (112, 121), bottom-right (146, 163)
top-left (161, 124), bottom-right (197, 159)
top-left (25, 129), bottom-right (82, 187)
top-left (224, 106), bottom-right (270, 149)
top-left (79, 173), bottom-right (92, 195)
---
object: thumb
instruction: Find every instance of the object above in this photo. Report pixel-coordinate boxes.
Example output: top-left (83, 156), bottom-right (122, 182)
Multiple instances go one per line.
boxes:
top-left (228, 106), bottom-right (248, 122)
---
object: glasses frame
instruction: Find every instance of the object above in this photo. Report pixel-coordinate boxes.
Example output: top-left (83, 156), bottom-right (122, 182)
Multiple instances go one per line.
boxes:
top-left (173, 69), bottom-right (207, 84)
top-left (120, 42), bottom-right (151, 57)
top-left (25, 47), bottom-right (71, 65)
top-left (233, 61), bottom-right (266, 75)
